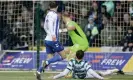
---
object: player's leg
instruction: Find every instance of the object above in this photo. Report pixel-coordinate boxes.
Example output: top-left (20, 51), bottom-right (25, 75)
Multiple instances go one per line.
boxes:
top-left (66, 44), bottom-right (87, 61)
top-left (37, 41), bottom-right (66, 74)
top-left (37, 41), bottom-right (54, 73)
top-left (86, 72), bottom-right (110, 80)
top-left (42, 54), bottom-right (54, 72)
top-left (65, 48), bottom-right (71, 55)
top-left (45, 41), bottom-right (65, 65)
top-left (66, 44), bottom-right (79, 61)
top-left (46, 41), bottom-right (69, 64)
top-left (86, 68), bottom-right (104, 80)
top-left (85, 71), bottom-right (96, 79)
top-left (47, 53), bottom-right (54, 59)
top-left (97, 69), bottom-right (119, 76)
top-left (36, 41), bottom-right (54, 80)
top-left (85, 68), bottom-right (118, 79)
top-left (38, 54), bottom-right (54, 73)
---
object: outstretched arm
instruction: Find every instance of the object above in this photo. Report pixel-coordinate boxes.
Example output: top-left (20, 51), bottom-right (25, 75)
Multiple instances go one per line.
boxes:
top-left (59, 25), bottom-right (75, 33)
top-left (53, 69), bottom-right (70, 79)
top-left (53, 58), bottom-right (73, 79)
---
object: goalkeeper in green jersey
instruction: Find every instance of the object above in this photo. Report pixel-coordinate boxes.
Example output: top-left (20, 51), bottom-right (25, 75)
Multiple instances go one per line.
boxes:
top-left (61, 12), bottom-right (89, 61)
top-left (51, 50), bottom-right (118, 79)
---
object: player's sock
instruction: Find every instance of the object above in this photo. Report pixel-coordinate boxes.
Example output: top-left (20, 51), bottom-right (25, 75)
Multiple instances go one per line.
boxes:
top-left (47, 55), bottom-right (63, 65)
top-left (37, 60), bottom-right (47, 73)
top-left (37, 66), bottom-right (44, 73)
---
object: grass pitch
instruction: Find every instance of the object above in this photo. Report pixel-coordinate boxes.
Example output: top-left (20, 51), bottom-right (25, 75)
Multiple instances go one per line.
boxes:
top-left (0, 71), bottom-right (133, 80)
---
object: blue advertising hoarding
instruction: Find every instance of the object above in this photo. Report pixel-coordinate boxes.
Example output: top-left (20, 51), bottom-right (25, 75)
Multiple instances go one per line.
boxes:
top-left (0, 51), bottom-right (132, 71)
top-left (84, 53), bottom-right (133, 70)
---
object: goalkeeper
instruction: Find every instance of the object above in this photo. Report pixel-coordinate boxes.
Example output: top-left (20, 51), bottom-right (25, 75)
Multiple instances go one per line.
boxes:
top-left (52, 50), bottom-right (118, 79)
top-left (61, 11), bottom-right (89, 61)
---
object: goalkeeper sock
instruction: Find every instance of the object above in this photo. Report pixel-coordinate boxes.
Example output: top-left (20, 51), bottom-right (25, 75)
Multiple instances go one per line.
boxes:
top-left (47, 55), bottom-right (63, 65)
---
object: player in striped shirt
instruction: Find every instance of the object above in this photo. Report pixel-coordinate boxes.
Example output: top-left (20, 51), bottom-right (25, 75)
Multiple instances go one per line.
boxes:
top-left (52, 50), bottom-right (118, 79)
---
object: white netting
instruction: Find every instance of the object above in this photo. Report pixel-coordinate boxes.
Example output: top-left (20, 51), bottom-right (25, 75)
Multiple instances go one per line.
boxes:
top-left (0, 1), bottom-right (36, 72)
top-left (64, 1), bottom-right (132, 47)
top-left (0, 1), bottom-right (132, 49)
top-left (0, 1), bottom-right (34, 50)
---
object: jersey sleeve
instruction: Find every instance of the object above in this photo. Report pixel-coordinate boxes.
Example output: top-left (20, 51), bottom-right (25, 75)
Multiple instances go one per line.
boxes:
top-left (66, 60), bottom-right (73, 71)
top-left (67, 22), bottom-right (73, 27)
top-left (67, 21), bottom-right (75, 30)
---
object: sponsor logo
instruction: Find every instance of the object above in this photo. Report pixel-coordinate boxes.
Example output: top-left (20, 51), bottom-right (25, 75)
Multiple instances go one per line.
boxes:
top-left (2, 56), bottom-right (14, 63)
top-left (11, 58), bottom-right (32, 64)
top-left (101, 59), bottom-right (125, 66)
top-left (2, 54), bottom-right (32, 64)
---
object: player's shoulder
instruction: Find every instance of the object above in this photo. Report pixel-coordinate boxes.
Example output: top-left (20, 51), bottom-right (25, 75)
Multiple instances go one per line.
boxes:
top-left (81, 60), bottom-right (88, 64)
top-left (68, 21), bottom-right (75, 25)
top-left (82, 60), bottom-right (91, 67)
top-left (69, 58), bottom-right (76, 63)
top-left (47, 11), bottom-right (57, 18)
top-left (67, 21), bottom-right (76, 28)
top-left (70, 58), bottom-right (75, 61)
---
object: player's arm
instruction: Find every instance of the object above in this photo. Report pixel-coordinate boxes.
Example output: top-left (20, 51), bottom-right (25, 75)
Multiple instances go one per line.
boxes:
top-left (53, 68), bottom-right (70, 79)
top-left (59, 21), bottom-right (76, 33)
top-left (67, 25), bottom-right (75, 31)
top-left (59, 25), bottom-right (75, 33)
top-left (53, 61), bottom-right (73, 79)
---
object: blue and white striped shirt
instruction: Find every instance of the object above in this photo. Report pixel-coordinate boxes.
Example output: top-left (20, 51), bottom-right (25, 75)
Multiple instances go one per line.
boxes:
top-left (44, 10), bottom-right (59, 41)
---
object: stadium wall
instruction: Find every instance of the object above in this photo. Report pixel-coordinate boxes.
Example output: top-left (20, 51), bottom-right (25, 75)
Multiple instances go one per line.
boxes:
top-left (0, 51), bottom-right (133, 72)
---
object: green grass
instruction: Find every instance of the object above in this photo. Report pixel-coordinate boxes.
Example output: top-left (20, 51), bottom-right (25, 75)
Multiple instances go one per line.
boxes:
top-left (0, 71), bottom-right (133, 80)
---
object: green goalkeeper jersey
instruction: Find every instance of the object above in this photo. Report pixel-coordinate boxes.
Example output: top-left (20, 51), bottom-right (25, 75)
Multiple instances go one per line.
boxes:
top-left (67, 59), bottom-right (91, 79)
top-left (66, 21), bottom-right (89, 51)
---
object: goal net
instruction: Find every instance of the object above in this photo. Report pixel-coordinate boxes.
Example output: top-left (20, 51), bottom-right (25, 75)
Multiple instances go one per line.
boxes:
top-left (0, 1), bottom-right (36, 71)
top-left (2, 1), bottom-right (130, 49)
top-left (0, 1), bottom-right (34, 50)
top-left (65, 1), bottom-right (131, 47)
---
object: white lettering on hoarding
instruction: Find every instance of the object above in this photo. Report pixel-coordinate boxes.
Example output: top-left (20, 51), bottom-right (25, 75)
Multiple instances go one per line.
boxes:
top-left (110, 59), bottom-right (117, 65)
top-left (101, 59), bottom-right (125, 66)
top-left (116, 59), bottom-right (125, 65)
top-left (11, 58), bottom-right (32, 64)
